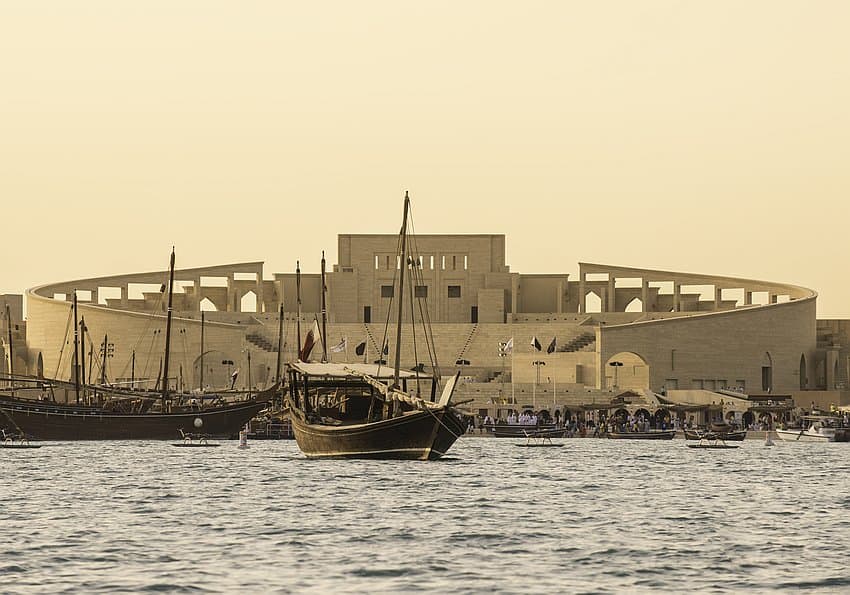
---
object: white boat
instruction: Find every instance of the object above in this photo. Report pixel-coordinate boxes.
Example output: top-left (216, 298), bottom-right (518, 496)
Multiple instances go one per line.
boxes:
top-left (774, 415), bottom-right (845, 442)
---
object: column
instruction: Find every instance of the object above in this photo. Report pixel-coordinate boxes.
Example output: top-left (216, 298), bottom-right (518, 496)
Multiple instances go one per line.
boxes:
top-left (578, 273), bottom-right (586, 314)
top-left (714, 287), bottom-right (722, 310)
top-left (673, 283), bottom-right (681, 312)
top-left (641, 280), bottom-right (649, 312)
top-left (607, 277), bottom-right (616, 312)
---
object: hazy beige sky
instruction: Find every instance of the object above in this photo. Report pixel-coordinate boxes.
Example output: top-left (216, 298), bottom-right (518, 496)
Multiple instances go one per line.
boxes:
top-left (2, 1), bottom-right (848, 316)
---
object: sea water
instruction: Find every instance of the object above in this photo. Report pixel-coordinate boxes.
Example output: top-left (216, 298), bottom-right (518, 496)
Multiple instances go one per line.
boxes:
top-left (2, 438), bottom-right (849, 593)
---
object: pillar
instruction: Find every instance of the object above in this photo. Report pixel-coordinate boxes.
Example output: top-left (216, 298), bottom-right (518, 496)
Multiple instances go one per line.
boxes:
top-left (607, 277), bottom-right (616, 312)
top-left (673, 283), bottom-right (681, 312)
top-left (641, 280), bottom-right (649, 312)
top-left (578, 274), bottom-right (586, 314)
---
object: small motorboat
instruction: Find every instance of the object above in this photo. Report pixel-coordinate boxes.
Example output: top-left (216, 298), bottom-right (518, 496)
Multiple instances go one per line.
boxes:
top-left (775, 415), bottom-right (844, 442)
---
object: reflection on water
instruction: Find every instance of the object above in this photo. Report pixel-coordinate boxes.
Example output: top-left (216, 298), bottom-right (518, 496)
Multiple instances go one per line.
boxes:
top-left (3, 438), bottom-right (850, 593)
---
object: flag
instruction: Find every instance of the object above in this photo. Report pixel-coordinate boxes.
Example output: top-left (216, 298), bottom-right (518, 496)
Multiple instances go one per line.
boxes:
top-left (355, 341), bottom-right (366, 356)
top-left (531, 336), bottom-right (541, 351)
top-left (299, 319), bottom-right (322, 361)
top-left (230, 369), bottom-right (239, 389)
top-left (546, 337), bottom-right (556, 354)
top-left (330, 337), bottom-right (347, 353)
top-left (501, 337), bottom-right (514, 355)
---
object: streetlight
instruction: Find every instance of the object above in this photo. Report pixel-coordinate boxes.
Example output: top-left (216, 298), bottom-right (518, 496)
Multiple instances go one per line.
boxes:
top-left (609, 361), bottom-right (623, 389)
top-left (532, 360), bottom-right (546, 408)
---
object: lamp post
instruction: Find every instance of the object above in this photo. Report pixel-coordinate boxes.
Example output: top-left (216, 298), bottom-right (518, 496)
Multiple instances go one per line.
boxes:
top-left (609, 361), bottom-right (623, 389)
top-left (532, 360), bottom-right (546, 408)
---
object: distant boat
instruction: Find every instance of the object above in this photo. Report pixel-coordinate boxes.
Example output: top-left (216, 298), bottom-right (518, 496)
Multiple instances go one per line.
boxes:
top-left (607, 430), bottom-right (676, 440)
top-left (0, 249), bottom-right (273, 440)
top-left (684, 428), bottom-right (747, 441)
top-left (775, 415), bottom-right (848, 442)
top-left (286, 193), bottom-right (467, 460)
top-left (493, 424), bottom-right (566, 438)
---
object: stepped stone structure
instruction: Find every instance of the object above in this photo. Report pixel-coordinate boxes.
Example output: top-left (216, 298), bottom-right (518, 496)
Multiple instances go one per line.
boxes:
top-left (12, 233), bottom-right (850, 416)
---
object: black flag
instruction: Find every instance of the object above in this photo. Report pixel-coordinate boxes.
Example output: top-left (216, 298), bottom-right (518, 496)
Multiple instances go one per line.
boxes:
top-left (531, 336), bottom-right (542, 351)
top-left (355, 341), bottom-right (366, 356)
top-left (546, 337), bottom-right (556, 354)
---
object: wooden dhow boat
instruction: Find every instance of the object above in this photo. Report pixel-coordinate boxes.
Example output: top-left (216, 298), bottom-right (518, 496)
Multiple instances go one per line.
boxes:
top-left (285, 193), bottom-right (467, 460)
top-left (0, 249), bottom-right (273, 441)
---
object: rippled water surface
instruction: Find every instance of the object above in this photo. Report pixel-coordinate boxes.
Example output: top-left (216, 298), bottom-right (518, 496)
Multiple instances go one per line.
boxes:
top-left (3, 437), bottom-right (850, 593)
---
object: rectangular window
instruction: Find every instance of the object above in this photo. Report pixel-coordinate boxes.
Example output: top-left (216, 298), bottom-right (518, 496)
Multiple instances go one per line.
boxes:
top-left (415, 285), bottom-right (427, 298)
top-left (464, 255), bottom-right (468, 270)
top-left (375, 256), bottom-right (379, 270)
top-left (381, 285), bottom-right (394, 298)
top-left (441, 255), bottom-right (446, 270)
top-left (364, 306), bottom-right (371, 323)
top-left (452, 255), bottom-right (457, 270)
top-left (386, 255), bottom-right (391, 270)
top-left (430, 255), bottom-right (434, 270)
top-left (448, 285), bottom-right (461, 298)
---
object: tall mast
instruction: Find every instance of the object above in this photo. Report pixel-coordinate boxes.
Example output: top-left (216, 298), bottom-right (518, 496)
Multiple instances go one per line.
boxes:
top-left (320, 251), bottom-right (328, 363)
top-left (296, 261), bottom-right (302, 360)
top-left (80, 316), bottom-right (87, 390)
top-left (101, 333), bottom-right (108, 385)
top-left (199, 311), bottom-right (205, 391)
top-left (275, 303), bottom-right (284, 382)
top-left (72, 292), bottom-right (80, 404)
top-left (161, 247), bottom-right (176, 407)
top-left (393, 191), bottom-right (411, 389)
top-left (131, 350), bottom-right (135, 388)
top-left (5, 304), bottom-right (13, 380)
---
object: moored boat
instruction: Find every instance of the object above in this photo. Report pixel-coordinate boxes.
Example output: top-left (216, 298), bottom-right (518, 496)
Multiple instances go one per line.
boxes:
top-left (684, 428), bottom-right (747, 441)
top-left (286, 193), bottom-right (467, 460)
top-left (607, 429), bottom-right (676, 440)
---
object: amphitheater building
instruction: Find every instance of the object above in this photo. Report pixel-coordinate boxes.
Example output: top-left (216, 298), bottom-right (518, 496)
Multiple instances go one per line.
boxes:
top-left (7, 233), bottom-right (850, 423)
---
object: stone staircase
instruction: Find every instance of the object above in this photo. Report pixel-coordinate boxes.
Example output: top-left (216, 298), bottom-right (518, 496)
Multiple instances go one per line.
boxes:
top-left (246, 332), bottom-right (277, 352)
top-left (454, 324), bottom-right (479, 363)
top-left (560, 332), bottom-right (596, 352)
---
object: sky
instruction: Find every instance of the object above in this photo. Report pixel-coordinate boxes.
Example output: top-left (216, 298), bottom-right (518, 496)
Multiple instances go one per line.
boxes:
top-left (1, 1), bottom-right (848, 317)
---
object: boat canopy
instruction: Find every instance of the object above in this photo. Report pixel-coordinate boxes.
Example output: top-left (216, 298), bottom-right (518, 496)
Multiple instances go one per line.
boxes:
top-left (289, 362), bottom-right (418, 379)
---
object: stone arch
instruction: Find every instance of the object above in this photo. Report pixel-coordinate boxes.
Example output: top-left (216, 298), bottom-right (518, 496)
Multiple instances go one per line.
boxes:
top-left (799, 353), bottom-right (807, 390)
top-left (654, 408), bottom-right (672, 428)
top-left (625, 297), bottom-right (643, 313)
top-left (605, 352), bottom-right (650, 390)
top-left (584, 291), bottom-right (602, 313)
top-left (240, 290), bottom-right (258, 313)
top-left (200, 297), bottom-right (218, 312)
top-left (761, 352), bottom-right (773, 392)
top-left (742, 411), bottom-right (755, 428)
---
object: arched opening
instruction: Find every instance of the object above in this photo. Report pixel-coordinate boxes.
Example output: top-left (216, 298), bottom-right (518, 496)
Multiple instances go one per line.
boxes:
top-left (634, 408), bottom-right (651, 421)
top-left (605, 352), bottom-right (650, 390)
top-left (585, 291), bottom-right (602, 313)
top-left (799, 354), bottom-right (807, 390)
top-left (200, 298), bottom-right (218, 312)
top-left (37, 353), bottom-right (44, 379)
top-left (761, 352), bottom-right (773, 392)
top-left (625, 297), bottom-right (643, 313)
top-left (654, 408), bottom-right (672, 429)
top-left (240, 291), bottom-right (257, 313)
top-left (742, 411), bottom-right (755, 428)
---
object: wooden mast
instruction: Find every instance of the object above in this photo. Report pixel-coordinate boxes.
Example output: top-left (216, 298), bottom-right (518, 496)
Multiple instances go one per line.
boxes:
top-left (199, 311), bottom-right (205, 391)
top-left (393, 191), bottom-right (411, 389)
top-left (161, 247), bottom-right (176, 408)
top-left (320, 251), bottom-right (328, 363)
top-left (296, 261), bottom-right (302, 359)
top-left (275, 303), bottom-right (284, 382)
top-left (5, 305), bottom-right (12, 379)
top-left (72, 292), bottom-right (80, 404)
top-left (80, 316), bottom-right (87, 393)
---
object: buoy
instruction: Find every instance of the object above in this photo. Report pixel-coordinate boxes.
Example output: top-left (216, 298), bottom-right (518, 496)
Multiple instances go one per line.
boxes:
top-left (194, 417), bottom-right (203, 428)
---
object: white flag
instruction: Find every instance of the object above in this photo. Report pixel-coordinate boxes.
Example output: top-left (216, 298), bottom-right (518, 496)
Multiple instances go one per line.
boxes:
top-left (330, 337), bottom-right (347, 353)
top-left (501, 337), bottom-right (514, 354)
